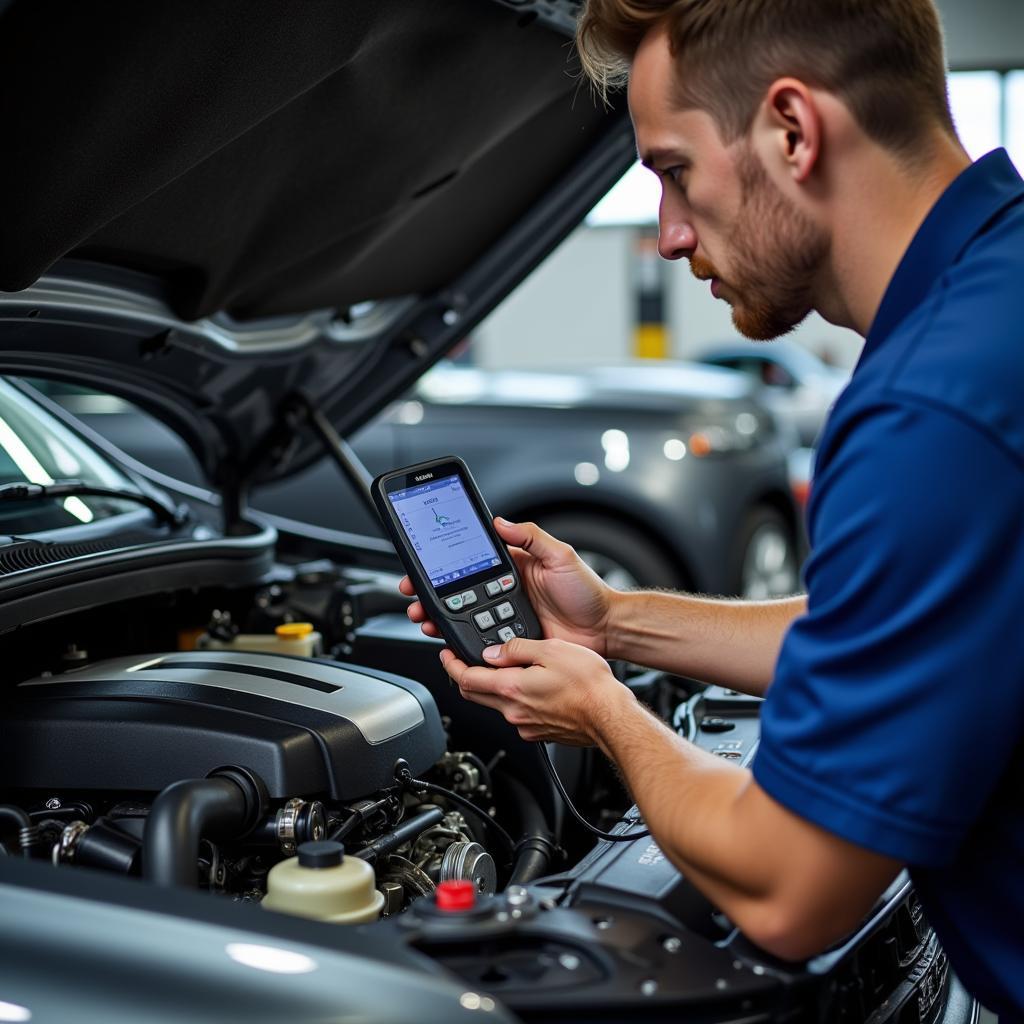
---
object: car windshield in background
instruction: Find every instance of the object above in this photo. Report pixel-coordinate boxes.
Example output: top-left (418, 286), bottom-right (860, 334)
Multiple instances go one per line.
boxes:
top-left (0, 380), bottom-right (137, 532)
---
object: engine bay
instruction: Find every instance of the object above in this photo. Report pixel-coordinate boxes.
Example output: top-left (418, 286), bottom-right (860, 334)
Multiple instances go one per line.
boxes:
top-left (0, 558), bottom-right (967, 1023)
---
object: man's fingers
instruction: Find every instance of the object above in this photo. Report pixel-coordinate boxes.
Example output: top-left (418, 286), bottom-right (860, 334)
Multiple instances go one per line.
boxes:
top-left (440, 650), bottom-right (522, 718)
top-left (482, 636), bottom-right (548, 667)
top-left (398, 576), bottom-right (416, 597)
top-left (403, 597), bottom-right (443, 638)
top-left (493, 518), bottom-right (573, 568)
top-left (441, 649), bottom-right (496, 689)
top-left (458, 685), bottom-right (509, 715)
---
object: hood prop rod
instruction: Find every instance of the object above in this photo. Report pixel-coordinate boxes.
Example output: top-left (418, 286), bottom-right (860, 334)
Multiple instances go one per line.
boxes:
top-left (288, 393), bottom-right (376, 520)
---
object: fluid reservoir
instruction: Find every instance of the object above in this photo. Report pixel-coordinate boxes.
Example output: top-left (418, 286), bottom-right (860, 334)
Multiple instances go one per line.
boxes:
top-left (196, 622), bottom-right (323, 658)
top-left (262, 841), bottom-right (384, 924)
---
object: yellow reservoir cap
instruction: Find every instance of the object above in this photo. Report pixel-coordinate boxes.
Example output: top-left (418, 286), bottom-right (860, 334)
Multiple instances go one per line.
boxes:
top-left (275, 622), bottom-right (314, 639)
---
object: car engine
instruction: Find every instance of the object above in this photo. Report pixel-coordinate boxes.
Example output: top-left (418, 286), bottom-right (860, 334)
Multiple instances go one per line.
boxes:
top-left (0, 623), bottom-right (536, 910)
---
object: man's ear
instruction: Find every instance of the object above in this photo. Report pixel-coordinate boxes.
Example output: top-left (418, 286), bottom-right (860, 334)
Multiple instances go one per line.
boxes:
top-left (757, 77), bottom-right (821, 184)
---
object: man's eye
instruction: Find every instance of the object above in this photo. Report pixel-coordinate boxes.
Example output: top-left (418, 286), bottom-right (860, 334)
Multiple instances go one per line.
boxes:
top-left (661, 166), bottom-right (687, 189)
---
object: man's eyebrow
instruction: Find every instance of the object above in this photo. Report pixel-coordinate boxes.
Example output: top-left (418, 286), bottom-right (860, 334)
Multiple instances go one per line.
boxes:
top-left (639, 149), bottom-right (691, 171)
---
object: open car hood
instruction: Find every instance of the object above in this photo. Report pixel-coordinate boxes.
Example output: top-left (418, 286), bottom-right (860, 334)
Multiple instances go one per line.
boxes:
top-left (0, 0), bottom-right (633, 496)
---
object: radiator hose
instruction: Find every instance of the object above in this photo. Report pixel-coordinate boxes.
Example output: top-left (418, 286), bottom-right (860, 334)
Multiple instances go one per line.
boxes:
top-left (501, 775), bottom-right (558, 887)
top-left (0, 805), bottom-right (39, 858)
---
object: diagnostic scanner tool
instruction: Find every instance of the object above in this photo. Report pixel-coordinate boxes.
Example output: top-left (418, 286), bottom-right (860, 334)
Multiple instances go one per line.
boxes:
top-left (372, 456), bottom-right (543, 665)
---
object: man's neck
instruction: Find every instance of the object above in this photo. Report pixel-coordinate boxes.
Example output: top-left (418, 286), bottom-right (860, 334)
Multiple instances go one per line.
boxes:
top-left (817, 134), bottom-right (971, 337)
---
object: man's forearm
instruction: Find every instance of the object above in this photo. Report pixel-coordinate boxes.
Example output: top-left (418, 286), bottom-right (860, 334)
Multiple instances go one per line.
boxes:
top-left (605, 591), bottom-right (806, 696)
top-left (590, 689), bottom-right (900, 959)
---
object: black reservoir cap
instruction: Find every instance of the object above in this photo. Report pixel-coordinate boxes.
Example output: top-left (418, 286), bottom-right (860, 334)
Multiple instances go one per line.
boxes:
top-left (297, 840), bottom-right (344, 868)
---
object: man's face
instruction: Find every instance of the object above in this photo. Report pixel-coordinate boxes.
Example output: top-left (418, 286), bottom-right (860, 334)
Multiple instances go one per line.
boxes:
top-left (628, 27), bottom-right (828, 340)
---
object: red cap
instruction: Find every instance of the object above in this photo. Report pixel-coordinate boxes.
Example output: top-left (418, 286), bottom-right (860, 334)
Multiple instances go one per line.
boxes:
top-left (435, 880), bottom-right (476, 912)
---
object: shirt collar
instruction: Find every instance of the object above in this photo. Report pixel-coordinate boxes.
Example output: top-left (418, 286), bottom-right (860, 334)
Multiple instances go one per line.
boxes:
top-left (862, 148), bottom-right (1024, 358)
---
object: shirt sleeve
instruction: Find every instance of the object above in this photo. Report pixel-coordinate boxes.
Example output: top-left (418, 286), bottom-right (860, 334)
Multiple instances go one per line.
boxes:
top-left (752, 399), bottom-right (1024, 866)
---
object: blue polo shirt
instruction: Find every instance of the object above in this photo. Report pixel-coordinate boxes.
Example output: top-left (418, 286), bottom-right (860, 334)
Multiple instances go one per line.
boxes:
top-left (752, 149), bottom-right (1024, 1020)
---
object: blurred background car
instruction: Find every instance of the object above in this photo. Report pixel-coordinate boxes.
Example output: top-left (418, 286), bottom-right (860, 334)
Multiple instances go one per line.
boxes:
top-left (696, 339), bottom-right (851, 448)
top-left (36, 358), bottom-right (804, 598)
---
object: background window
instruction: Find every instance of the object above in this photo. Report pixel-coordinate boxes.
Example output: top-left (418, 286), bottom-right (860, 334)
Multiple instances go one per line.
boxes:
top-left (947, 70), bottom-right (1003, 161)
top-left (1006, 71), bottom-right (1024, 173)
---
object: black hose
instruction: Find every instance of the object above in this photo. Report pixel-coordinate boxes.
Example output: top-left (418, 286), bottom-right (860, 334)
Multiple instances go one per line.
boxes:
top-left (0, 805), bottom-right (38, 858)
top-left (499, 775), bottom-right (558, 887)
top-left (143, 778), bottom-right (250, 887)
top-left (355, 807), bottom-right (445, 863)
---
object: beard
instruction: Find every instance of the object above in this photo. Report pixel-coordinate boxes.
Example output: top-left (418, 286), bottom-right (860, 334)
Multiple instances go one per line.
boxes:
top-left (692, 145), bottom-right (829, 341)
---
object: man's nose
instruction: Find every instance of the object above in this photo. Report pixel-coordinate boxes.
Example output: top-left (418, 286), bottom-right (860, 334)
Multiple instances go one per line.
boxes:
top-left (657, 196), bottom-right (697, 261)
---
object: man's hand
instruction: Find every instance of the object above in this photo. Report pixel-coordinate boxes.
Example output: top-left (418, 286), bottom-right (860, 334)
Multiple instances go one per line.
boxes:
top-left (438, 636), bottom-right (635, 746)
top-left (401, 518), bottom-right (615, 656)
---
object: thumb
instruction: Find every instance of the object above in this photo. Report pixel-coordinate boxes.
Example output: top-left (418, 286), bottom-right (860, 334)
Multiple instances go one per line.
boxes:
top-left (494, 517), bottom-right (573, 568)
top-left (482, 636), bottom-right (544, 666)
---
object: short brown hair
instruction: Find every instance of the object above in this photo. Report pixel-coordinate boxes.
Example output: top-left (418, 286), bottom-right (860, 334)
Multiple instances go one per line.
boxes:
top-left (576, 0), bottom-right (956, 156)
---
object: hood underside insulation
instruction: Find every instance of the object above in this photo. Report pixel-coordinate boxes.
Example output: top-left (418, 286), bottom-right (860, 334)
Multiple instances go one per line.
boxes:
top-left (0, 0), bottom-right (611, 320)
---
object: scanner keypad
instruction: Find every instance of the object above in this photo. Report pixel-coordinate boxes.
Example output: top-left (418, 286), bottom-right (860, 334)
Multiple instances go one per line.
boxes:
top-left (458, 573), bottom-right (530, 649)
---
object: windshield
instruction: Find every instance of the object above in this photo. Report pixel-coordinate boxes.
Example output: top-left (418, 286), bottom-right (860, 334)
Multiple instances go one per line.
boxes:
top-left (0, 379), bottom-right (137, 532)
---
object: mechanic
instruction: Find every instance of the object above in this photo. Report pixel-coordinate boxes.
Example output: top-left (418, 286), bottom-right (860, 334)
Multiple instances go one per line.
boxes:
top-left (401, 1), bottom-right (1024, 1016)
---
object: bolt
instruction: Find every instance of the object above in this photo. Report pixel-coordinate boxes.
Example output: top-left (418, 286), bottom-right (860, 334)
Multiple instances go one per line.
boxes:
top-left (558, 953), bottom-right (580, 971)
top-left (45, 797), bottom-right (62, 810)
top-left (442, 309), bottom-right (459, 326)
top-left (715, 978), bottom-right (728, 991)
top-left (640, 979), bottom-right (658, 997)
top-left (662, 936), bottom-right (682, 954)
top-left (505, 886), bottom-right (530, 907)
top-left (752, 964), bottom-right (766, 976)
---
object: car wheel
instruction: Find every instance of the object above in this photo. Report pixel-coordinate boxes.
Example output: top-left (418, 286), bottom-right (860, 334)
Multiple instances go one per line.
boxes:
top-left (535, 512), bottom-right (683, 591)
top-left (733, 507), bottom-right (800, 599)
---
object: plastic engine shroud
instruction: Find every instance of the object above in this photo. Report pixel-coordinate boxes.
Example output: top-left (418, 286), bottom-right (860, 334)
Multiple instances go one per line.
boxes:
top-left (2, 651), bottom-right (446, 799)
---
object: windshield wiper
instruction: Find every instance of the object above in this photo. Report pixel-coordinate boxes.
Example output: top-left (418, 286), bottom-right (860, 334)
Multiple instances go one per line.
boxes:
top-left (0, 480), bottom-right (189, 528)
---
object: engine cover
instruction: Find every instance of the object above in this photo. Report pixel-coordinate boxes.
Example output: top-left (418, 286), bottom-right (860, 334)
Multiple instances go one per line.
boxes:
top-left (3, 651), bottom-right (446, 799)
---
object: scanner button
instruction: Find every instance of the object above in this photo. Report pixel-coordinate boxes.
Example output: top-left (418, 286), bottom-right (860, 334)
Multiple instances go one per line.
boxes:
top-left (444, 595), bottom-right (465, 612)
top-left (485, 580), bottom-right (503, 597)
top-left (498, 574), bottom-right (516, 592)
top-left (460, 589), bottom-right (478, 607)
top-left (473, 610), bottom-right (497, 631)
top-left (497, 626), bottom-right (516, 643)
top-left (495, 601), bottom-right (515, 621)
